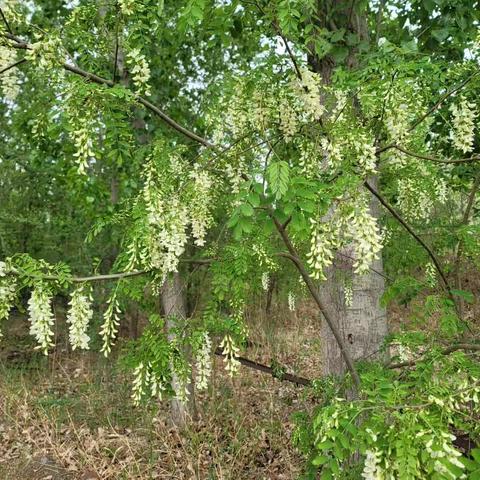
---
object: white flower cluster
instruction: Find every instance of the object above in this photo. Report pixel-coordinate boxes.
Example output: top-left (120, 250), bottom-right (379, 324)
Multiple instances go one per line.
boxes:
top-left (148, 197), bottom-right (189, 273)
top-left (195, 332), bottom-right (212, 391)
top-left (307, 219), bottom-right (335, 281)
top-left (26, 37), bottom-right (65, 71)
top-left (127, 48), bottom-right (151, 96)
top-left (294, 67), bottom-right (325, 121)
top-left (131, 361), bottom-right (167, 406)
top-left (419, 432), bottom-right (465, 477)
top-left (189, 169), bottom-right (213, 246)
top-left (279, 95), bottom-right (298, 142)
top-left (219, 334), bottom-right (240, 377)
top-left (425, 261), bottom-right (437, 287)
top-left (0, 277), bottom-right (16, 338)
top-left (344, 282), bottom-right (353, 307)
top-left (385, 102), bottom-right (410, 143)
top-left (0, 45), bottom-right (20, 101)
top-left (261, 272), bottom-right (270, 291)
top-left (352, 134), bottom-right (377, 175)
top-left (131, 362), bottom-right (148, 405)
top-left (119, 0), bottom-right (135, 15)
top-left (450, 96), bottom-right (477, 153)
top-left (143, 161), bottom-right (188, 273)
top-left (362, 448), bottom-right (383, 480)
top-left (396, 177), bottom-right (433, 222)
top-left (72, 126), bottom-right (95, 175)
top-left (288, 291), bottom-right (296, 312)
top-left (320, 137), bottom-right (343, 171)
top-left (345, 201), bottom-right (383, 274)
top-left (28, 285), bottom-right (55, 355)
top-left (100, 292), bottom-right (121, 356)
top-left (66, 285), bottom-right (93, 350)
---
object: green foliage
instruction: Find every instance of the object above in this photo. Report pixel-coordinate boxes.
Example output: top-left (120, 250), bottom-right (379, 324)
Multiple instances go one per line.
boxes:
top-left (294, 345), bottom-right (480, 479)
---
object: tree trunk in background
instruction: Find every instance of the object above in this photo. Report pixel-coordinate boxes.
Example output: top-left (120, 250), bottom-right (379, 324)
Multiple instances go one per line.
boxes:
top-left (308, 1), bottom-right (387, 375)
top-left (318, 185), bottom-right (387, 375)
top-left (161, 272), bottom-right (195, 428)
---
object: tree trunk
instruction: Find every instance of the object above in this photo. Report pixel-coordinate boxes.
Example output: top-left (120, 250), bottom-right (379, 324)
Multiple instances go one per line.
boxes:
top-left (161, 272), bottom-right (195, 428)
top-left (308, 1), bottom-right (388, 375)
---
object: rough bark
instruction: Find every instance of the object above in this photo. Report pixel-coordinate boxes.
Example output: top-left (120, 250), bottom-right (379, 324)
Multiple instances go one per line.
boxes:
top-left (318, 187), bottom-right (387, 375)
top-left (309, 1), bottom-right (388, 375)
top-left (161, 272), bottom-right (195, 428)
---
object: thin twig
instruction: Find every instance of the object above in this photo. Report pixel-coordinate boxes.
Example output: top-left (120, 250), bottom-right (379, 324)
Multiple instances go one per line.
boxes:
top-left (0, 57), bottom-right (26, 75)
top-left (0, 7), bottom-right (13, 34)
top-left (273, 230), bottom-right (362, 390)
top-left (214, 348), bottom-right (311, 386)
top-left (389, 343), bottom-right (480, 369)
top-left (364, 180), bottom-right (459, 314)
top-left (3, 32), bottom-right (214, 148)
top-left (391, 145), bottom-right (480, 164)
top-left (377, 69), bottom-right (480, 155)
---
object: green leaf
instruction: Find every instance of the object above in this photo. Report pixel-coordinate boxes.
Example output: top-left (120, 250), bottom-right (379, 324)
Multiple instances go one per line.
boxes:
top-left (312, 455), bottom-right (329, 466)
top-left (267, 161), bottom-right (290, 200)
top-left (240, 203), bottom-right (254, 217)
top-left (432, 28), bottom-right (450, 42)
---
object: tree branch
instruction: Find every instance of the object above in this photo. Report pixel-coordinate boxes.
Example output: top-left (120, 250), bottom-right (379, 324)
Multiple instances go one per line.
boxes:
top-left (364, 181), bottom-right (462, 318)
top-left (377, 69), bottom-right (480, 155)
top-left (2, 32), bottom-right (214, 148)
top-left (272, 225), bottom-right (362, 389)
top-left (214, 347), bottom-right (311, 386)
top-left (9, 259), bottom-right (212, 284)
top-left (0, 57), bottom-right (26, 75)
top-left (388, 343), bottom-right (480, 369)
top-left (454, 174), bottom-right (480, 317)
top-left (390, 145), bottom-right (480, 164)
top-left (0, 7), bottom-right (13, 34)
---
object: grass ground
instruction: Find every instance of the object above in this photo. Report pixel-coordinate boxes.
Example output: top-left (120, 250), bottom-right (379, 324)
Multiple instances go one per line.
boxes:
top-left (0, 303), bottom-right (320, 479)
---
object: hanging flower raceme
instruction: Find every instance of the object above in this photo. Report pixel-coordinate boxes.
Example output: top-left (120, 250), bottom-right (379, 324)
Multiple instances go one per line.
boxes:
top-left (66, 284), bottom-right (93, 350)
top-left (0, 45), bottom-right (20, 101)
top-left (100, 292), bottom-right (121, 356)
top-left (352, 134), bottom-right (377, 175)
top-left (219, 334), bottom-right (241, 377)
top-left (346, 200), bottom-right (383, 275)
top-left (306, 219), bottom-right (335, 281)
top-left (25, 36), bottom-right (65, 72)
top-left (450, 96), bottom-right (477, 153)
top-left (261, 272), bottom-right (270, 291)
top-left (294, 67), bottom-right (325, 121)
top-left (142, 155), bottom-right (190, 275)
top-left (189, 169), bottom-right (214, 246)
top-left (288, 291), bottom-right (296, 312)
top-left (28, 284), bottom-right (55, 354)
top-left (361, 448), bottom-right (384, 480)
top-left (195, 332), bottom-right (212, 391)
top-left (0, 274), bottom-right (16, 338)
top-left (126, 48), bottom-right (151, 96)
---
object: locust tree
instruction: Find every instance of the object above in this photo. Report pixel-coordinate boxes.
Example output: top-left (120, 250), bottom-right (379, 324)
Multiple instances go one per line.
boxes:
top-left (1, 0), bottom-right (480, 477)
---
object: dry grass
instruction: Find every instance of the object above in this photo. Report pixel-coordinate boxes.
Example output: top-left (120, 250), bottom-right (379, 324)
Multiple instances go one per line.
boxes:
top-left (0, 302), bottom-right (321, 480)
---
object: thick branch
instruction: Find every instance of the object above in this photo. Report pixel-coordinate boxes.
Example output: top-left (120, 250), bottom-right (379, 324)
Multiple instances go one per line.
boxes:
top-left (273, 224), bottom-right (362, 389)
top-left (214, 348), bottom-right (311, 386)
